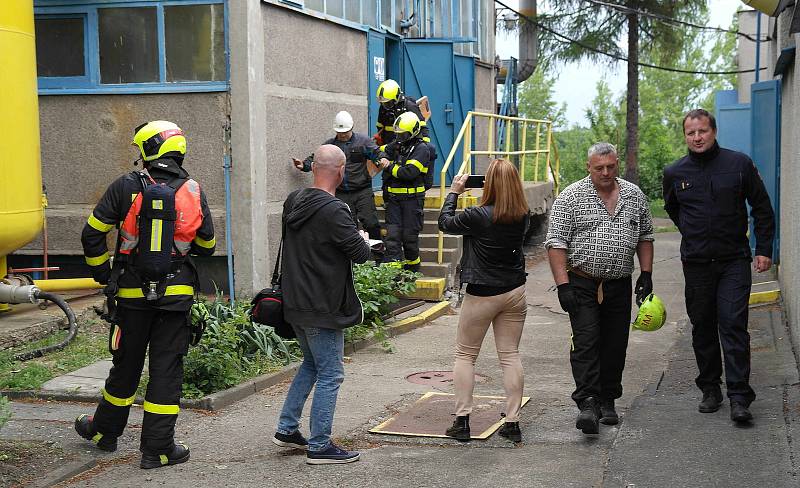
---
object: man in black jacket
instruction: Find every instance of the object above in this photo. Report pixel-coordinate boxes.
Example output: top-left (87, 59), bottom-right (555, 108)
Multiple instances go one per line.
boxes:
top-left (663, 109), bottom-right (775, 423)
top-left (293, 111), bottom-right (385, 239)
top-left (273, 144), bottom-right (371, 465)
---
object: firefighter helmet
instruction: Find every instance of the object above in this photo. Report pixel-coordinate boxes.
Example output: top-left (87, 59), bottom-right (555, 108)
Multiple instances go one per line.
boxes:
top-left (334, 111), bottom-right (354, 133)
top-left (393, 111), bottom-right (421, 143)
top-left (631, 294), bottom-right (667, 332)
top-left (377, 79), bottom-right (401, 107)
top-left (132, 121), bottom-right (187, 162)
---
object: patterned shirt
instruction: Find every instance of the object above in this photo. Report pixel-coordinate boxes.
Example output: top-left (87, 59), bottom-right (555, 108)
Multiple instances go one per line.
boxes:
top-left (545, 176), bottom-right (654, 280)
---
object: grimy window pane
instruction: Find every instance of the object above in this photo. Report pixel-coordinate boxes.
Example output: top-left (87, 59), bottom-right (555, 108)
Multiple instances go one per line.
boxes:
top-left (327, 0), bottom-right (344, 18)
top-left (35, 17), bottom-right (85, 77)
top-left (381, 0), bottom-right (392, 28)
top-left (165, 4), bottom-right (225, 81)
top-left (363, 0), bottom-right (377, 27)
top-left (305, 0), bottom-right (324, 13)
top-left (345, 0), bottom-right (360, 23)
top-left (99, 7), bottom-right (158, 83)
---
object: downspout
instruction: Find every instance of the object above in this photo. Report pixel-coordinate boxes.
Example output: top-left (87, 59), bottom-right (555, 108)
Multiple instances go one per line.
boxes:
top-left (223, 121), bottom-right (235, 302)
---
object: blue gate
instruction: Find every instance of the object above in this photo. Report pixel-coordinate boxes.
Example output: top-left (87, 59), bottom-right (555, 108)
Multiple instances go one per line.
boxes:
top-left (750, 80), bottom-right (781, 261)
top-left (367, 31), bottom-right (386, 138)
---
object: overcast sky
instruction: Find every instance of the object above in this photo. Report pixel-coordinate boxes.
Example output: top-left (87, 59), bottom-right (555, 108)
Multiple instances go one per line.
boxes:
top-left (496, 0), bottom-right (743, 126)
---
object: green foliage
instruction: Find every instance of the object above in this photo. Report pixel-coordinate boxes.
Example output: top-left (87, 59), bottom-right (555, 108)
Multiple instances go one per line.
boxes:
top-left (649, 198), bottom-right (669, 219)
top-left (0, 394), bottom-right (10, 429)
top-left (517, 63), bottom-right (568, 130)
top-left (348, 263), bottom-right (419, 350)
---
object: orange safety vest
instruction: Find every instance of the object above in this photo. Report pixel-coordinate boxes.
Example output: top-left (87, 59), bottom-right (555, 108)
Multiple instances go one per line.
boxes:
top-left (119, 175), bottom-right (204, 257)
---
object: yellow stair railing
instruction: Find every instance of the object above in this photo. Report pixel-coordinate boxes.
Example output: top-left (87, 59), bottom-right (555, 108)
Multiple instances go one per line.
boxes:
top-left (436, 111), bottom-right (559, 264)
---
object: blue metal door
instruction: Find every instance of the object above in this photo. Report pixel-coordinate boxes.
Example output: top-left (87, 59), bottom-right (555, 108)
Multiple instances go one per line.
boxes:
top-left (402, 40), bottom-right (474, 185)
top-left (367, 31), bottom-right (386, 137)
top-left (715, 90), bottom-right (751, 156)
top-left (750, 80), bottom-right (781, 261)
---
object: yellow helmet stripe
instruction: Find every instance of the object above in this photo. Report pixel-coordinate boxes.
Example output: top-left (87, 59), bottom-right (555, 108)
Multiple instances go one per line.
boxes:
top-left (88, 214), bottom-right (114, 233)
top-left (193, 236), bottom-right (216, 249)
top-left (143, 400), bottom-right (180, 415)
top-left (85, 252), bottom-right (110, 267)
top-left (102, 388), bottom-right (136, 407)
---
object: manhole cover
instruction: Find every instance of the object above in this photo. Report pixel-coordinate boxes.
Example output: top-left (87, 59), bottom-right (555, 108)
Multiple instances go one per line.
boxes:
top-left (406, 371), bottom-right (486, 386)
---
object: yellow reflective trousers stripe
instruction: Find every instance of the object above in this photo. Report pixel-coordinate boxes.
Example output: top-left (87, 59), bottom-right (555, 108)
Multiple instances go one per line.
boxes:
top-left (102, 388), bottom-right (136, 407)
top-left (143, 400), bottom-right (180, 415)
top-left (87, 214), bottom-right (113, 233)
top-left (405, 257), bottom-right (421, 265)
top-left (117, 285), bottom-right (194, 299)
top-left (85, 252), bottom-right (110, 267)
top-left (193, 236), bottom-right (216, 249)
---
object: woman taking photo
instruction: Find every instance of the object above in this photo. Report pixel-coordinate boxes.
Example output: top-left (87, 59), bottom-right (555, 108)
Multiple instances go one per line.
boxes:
top-left (438, 158), bottom-right (530, 442)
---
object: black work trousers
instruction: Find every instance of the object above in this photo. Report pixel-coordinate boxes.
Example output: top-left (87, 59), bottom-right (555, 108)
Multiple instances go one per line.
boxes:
top-left (384, 193), bottom-right (425, 272)
top-left (683, 258), bottom-right (755, 405)
top-left (92, 306), bottom-right (190, 455)
top-left (337, 187), bottom-right (381, 240)
top-left (567, 272), bottom-right (632, 406)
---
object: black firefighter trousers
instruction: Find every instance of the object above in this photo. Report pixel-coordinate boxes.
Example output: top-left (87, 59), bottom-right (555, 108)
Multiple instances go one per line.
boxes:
top-left (683, 258), bottom-right (755, 405)
top-left (567, 272), bottom-right (632, 407)
top-left (337, 187), bottom-right (381, 240)
top-left (92, 306), bottom-right (190, 455)
top-left (384, 193), bottom-right (425, 272)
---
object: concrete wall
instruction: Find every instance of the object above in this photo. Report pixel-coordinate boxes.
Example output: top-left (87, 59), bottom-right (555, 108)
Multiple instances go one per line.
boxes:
top-left (19, 93), bottom-right (228, 256)
top-left (473, 62), bottom-right (497, 175)
top-left (737, 10), bottom-right (773, 103)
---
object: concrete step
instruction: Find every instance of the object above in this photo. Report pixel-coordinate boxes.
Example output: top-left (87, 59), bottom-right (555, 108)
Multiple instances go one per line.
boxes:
top-left (377, 207), bottom-right (463, 221)
top-left (418, 233), bottom-right (462, 249)
top-left (419, 261), bottom-right (454, 281)
top-left (418, 247), bottom-right (460, 263)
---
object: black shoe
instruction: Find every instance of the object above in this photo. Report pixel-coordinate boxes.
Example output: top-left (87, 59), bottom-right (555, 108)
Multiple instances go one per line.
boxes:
top-left (698, 388), bottom-right (724, 413)
top-left (599, 399), bottom-right (619, 425)
top-left (445, 415), bottom-right (471, 441)
top-left (74, 414), bottom-right (117, 452)
top-left (140, 443), bottom-right (190, 469)
top-left (306, 443), bottom-right (360, 465)
top-left (272, 430), bottom-right (309, 450)
top-left (730, 401), bottom-right (753, 423)
top-left (498, 421), bottom-right (522, 442)
top-left (576, 397), bottom-right (600, 435)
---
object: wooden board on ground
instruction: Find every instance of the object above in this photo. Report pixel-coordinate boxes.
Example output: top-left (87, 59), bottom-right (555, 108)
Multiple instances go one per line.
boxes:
top-left (369, 391), bottom-right (530, 439)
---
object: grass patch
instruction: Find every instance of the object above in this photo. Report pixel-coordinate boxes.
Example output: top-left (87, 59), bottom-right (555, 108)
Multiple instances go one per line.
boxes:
top-left (649, 198), bottom-right (669, 219)
top-left (0, 319), bottom-right (109, 391)
top-left (655, 225), bottom-right (678, 233)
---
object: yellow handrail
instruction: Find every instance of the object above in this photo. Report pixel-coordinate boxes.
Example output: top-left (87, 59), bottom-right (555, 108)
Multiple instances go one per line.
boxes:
top-left (436, 111), bottom-right (559, 264)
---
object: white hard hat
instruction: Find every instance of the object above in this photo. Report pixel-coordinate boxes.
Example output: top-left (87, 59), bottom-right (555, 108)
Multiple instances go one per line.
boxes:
top-left (334, 111), bottom-right (354, 133)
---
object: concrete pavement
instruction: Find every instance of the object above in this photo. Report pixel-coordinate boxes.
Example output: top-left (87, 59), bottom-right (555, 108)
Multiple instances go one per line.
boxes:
top-left (2, 230), bottom-right (798, 487)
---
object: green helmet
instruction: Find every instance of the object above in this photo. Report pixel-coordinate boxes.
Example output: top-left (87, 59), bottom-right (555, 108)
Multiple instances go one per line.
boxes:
top-left (632, 294), bottom-right (666, 332)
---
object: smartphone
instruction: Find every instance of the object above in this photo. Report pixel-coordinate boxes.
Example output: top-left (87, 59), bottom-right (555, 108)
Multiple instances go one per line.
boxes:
top-left (464, 174), bottom-right (485, 188)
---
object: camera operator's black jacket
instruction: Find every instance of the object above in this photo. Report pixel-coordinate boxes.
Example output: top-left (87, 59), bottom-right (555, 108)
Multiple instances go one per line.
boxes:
top-left (438, 192), bottom-right (528, 287)
top-left (281, 188), bottom-right (371, 330)
top-left (663, 142), bottom-right (775, 262)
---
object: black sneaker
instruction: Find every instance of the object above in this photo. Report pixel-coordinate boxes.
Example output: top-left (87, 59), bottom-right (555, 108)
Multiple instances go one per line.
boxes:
top-left (600, 399), bottom-right (619, 425)
top-left (140, 442), bottom-right (190, 469)
top-left (272, 430), bottom-right (309, 450)
top-left (576, 397), bottom-right (600, 435)
top-left (698, 388), bottom-right (724, 413)
top-left (74, 414), bottom-right (117, 452)
top-left (306, 443), bottom-right (360, 465)
top-left (498, 421), bottom-right (522, 442)
top-left (445, 415), bottom-right (471, 441)
top-left (730, 401), bottom-right (753, 423)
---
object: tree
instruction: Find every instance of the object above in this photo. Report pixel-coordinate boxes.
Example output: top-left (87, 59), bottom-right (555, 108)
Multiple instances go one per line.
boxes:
top-left (535, 0), bottom-right (707, 185)
top-left (517, 64), bottom-right (568, 129)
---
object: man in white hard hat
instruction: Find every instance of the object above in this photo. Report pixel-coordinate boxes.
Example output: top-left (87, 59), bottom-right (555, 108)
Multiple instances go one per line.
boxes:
top-left (293, 111), bottom-right (386, 239)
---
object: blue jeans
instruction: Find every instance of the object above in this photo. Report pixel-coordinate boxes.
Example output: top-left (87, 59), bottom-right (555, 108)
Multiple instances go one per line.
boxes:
top-left (276, 325), bottom-right (345, 452)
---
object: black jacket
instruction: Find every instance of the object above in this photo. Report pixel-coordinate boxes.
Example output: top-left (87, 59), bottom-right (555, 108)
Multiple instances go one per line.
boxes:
top-left (438, 192), bottom-right (528, 286)
top-left (281, 188), bottom-right (371, 330)
top-left (301, 132), bottom-right (384, 192)
top-left (381, 139), bottom-right (432, 196)
top-left (81, 157), bottom-right (215, 311)
top-left (663, 142), bottom-right (775, 262)
top-left (377, 95), bottom-right (430, 143)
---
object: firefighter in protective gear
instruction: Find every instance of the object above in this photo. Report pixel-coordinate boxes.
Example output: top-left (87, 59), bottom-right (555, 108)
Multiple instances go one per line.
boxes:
top-left (292, 111), bottom-right (386, 239)
top-left (375, 79), bottom-right (430, 145)
top-left (76, 120), bottom-right (215, 469)
top-left (379, 112), bottom-right (432, 272)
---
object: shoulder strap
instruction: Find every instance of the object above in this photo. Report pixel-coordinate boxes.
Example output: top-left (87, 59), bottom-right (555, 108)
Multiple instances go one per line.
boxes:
top-left (273, 192), bottom-right (297, 287)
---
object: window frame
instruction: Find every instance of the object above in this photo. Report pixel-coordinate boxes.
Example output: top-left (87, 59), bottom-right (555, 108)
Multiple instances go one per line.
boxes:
top-left (34, 0), bottom-right (229, 95)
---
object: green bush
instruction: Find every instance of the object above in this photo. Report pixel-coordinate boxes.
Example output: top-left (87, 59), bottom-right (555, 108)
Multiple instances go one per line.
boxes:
top-left (0, 394), bottom-right (10, 430)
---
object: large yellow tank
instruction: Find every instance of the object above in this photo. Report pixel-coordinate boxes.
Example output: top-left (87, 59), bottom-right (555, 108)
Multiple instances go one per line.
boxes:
top-left (0, 1), bottom-right (44, 259)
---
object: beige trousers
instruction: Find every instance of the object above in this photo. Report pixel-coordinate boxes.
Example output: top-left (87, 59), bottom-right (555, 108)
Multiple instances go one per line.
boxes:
top-left (453, 285), bottom-right (527, 422)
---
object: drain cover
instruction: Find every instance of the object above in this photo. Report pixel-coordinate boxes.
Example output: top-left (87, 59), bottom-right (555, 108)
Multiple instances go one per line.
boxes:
top-left (406, 371), bottom-right (486, 386)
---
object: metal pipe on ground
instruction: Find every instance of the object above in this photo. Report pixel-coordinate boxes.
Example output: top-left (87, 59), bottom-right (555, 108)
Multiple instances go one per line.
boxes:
top-left (33, 278), bottom-right (103, 292)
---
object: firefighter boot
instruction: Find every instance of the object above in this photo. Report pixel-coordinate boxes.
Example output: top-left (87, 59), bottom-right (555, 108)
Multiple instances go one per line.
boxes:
top-left (74, 414), bottom-right (118, 452)
top-left (140, 442), bottom-right (190, 469)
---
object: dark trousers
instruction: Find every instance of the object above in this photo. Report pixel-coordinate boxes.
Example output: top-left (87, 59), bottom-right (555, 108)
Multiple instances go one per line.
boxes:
top-left (337, 187), bottom-right (381, 240)
top-left (567, 272), bottom-right (632, 406)
top-left (92, 307), bottom-right (190, 454)
top-left (683, 258), bottom-right (755, 405)
top-left (384, 194), bottom-right (425, 272)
